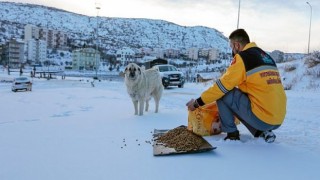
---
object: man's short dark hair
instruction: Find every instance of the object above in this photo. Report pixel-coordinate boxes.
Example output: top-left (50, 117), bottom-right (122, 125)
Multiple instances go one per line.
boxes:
top-left (229, 29), bottom-right (250, 44)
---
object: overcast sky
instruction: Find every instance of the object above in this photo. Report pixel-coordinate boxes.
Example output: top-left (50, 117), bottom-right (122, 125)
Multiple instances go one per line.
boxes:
top-left (5, 0), bottom-right (320, 53)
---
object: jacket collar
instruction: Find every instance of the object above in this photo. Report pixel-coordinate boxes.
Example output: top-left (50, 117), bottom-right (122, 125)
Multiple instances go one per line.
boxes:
top-left (243, 42), bottom-right (257, 51)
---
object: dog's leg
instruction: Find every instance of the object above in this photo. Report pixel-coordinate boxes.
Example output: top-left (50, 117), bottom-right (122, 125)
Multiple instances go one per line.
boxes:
top-left (155, 99), bottom-right (159, 113)
top-left (145, 99), bottom-right (149, 112)
top-left (154, 87), bottom-right (163, 113)
top-left (154, 95), bottom-right (160, 113)
top-left (133, 100), bottom-right (138, 115)
top-left (139, 99), bottom-right (144, 116)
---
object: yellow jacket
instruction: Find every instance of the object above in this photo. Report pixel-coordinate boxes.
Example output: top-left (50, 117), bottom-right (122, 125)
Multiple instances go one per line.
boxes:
top-left (197, 42), bottom-right (286, 125)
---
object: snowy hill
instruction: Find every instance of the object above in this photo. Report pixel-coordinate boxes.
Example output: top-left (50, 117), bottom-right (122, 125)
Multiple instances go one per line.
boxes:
top-left (277, 53), bottom-right (320, 91)
top-left (0, 2), bottom-right (229, 51)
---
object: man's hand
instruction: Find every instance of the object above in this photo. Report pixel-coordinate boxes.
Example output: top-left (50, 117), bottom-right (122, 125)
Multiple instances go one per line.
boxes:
top-left (186, 99), bottom-right (199, 111)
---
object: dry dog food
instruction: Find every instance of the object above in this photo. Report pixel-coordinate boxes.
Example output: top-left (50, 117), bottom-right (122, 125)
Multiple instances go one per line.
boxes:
top-left (156, 126), bottom-right (206, 152)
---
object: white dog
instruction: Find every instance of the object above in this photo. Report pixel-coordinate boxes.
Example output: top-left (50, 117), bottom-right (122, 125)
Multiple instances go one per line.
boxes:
top-left (124, 63), bottom-right (163, 116)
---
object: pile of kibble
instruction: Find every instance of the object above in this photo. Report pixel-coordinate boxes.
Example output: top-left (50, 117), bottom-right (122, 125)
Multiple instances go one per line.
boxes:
top-left (156, 126), bottom-right (206, 152)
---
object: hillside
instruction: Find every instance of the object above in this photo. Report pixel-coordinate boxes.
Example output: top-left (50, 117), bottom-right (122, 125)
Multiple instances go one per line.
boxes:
top-left (277, 53), bottom-right (320, 91)
top-left (0, 2), bottom-right (229, 51)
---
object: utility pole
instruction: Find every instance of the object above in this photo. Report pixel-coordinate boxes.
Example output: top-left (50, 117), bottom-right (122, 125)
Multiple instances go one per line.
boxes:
top-left (237, 0), bottom-right (241, 29)
top-left (306, 2), bottom-right (312, 55)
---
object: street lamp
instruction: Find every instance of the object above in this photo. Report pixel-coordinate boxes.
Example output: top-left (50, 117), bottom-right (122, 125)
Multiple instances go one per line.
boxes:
top-left (94, 3), bottom-right (101, 80)
top-left (306, 2), bottom-right (312, 55)
top-left (237, 0), bottom-right (241, 29)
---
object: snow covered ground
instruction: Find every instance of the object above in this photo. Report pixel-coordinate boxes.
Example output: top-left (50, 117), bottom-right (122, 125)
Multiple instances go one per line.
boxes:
top-left (1, 70), bottom-right (320, 180)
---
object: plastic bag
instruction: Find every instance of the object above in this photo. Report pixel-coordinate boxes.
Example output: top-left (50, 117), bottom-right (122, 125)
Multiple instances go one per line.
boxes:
top-left (188, 102), bottom-right (221, 136)
top-left (187, 102), bottom-right (240, 136)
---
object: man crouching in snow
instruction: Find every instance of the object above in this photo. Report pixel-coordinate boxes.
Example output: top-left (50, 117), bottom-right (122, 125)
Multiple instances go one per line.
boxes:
top-left (186, 29), bottom-right (286, 143)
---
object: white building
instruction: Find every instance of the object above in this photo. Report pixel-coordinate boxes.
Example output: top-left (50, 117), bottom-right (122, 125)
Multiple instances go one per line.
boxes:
top-left (24, 24), bottom-right (68, 50)
top-left (208, 48), bottom-right (219, 61)
top-left (24, 24), bottom-right (39, 42)
top-left (116, 47), bottom-right (135, 64)
top-left (72, 48), bottom-right (101, 71)
top-left (187, 48), bottom-right (199, 60)
top-left (27, 39), bottom-right (47, 64)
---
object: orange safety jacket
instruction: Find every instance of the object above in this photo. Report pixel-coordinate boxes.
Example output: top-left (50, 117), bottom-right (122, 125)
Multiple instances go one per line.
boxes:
top-left (196, 42), bottom-right (286, 125)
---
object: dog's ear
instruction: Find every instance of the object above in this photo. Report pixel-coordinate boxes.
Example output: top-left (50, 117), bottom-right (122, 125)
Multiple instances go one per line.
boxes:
top-left (138, 67), bottom-right (141, 74)
top-left (125, 67), bottom-right (128, 72)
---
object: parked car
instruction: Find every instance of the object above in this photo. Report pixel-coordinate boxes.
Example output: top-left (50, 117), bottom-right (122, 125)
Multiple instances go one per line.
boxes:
top-left (153, 64), bottom-right (185, 88)
top-left (11, 76), bottom-right (32, 92)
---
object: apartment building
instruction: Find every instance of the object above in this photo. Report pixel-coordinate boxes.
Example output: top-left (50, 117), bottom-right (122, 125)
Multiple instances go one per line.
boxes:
top-left (116, 47), bottom-right (135, 64)
top-left (164, 49), bottom-right (180, 58)
top-left (40, 28), bottom-right (68, 49)
top-left (56, 31), bottom-right (68, 49)
top-left (72, 48), bottom-right (101, 71)
top-left (25, 24), bottom-right (68, 49)
top-left (187, 47), bottom-right (199, 60)
top-left (2, 39), bottom-right (25, 68)
top-left (24, 24), bottom-right (40, 41)
top-left (191, 48), bottom-right (219, 61)
top-left (208, 48), bottom-right (219, 62)
top-left (27, 39), bottom-right (47, 64)
top-left (199, 49), bottom-right (209, 58)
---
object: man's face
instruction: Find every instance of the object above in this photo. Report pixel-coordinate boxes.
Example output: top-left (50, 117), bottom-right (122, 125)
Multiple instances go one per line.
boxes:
top-left (229, 40), bottom-right (240, 56)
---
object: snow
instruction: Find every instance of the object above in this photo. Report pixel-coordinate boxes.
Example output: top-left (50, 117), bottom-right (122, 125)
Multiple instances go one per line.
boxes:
top-left (0, 2), bottom-right (230, 52)
top-left (1, 67), bottom-right (320, 180)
